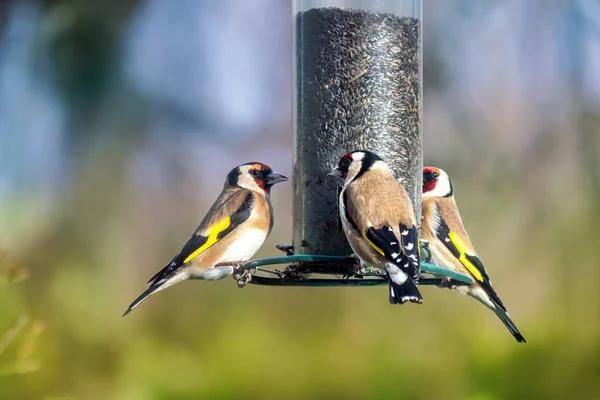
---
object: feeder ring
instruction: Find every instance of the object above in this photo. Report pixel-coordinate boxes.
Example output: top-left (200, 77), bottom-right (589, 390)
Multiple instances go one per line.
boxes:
top-left (218, 245), bottom-right (473, 288)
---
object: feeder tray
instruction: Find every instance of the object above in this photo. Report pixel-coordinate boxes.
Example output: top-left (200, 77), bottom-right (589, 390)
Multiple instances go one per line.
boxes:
top-left (225, 242), bottom-right (473, 288)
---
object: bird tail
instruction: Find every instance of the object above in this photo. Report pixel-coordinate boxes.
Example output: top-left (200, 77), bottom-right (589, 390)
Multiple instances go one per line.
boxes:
top-left (123, 286), bottom-right (159, 316)
top-left (493, 305), bottom-right (526, 343)
top-left (388, 272), bottom-right (423, 305)
top-left (123, 271), bottom-right (188, 316)
top-left (470, 287), bottom-right (526, 343)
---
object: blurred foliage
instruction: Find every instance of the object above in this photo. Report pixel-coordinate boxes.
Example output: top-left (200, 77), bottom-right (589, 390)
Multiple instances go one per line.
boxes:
top-left (38, 0), bottom-right (143, 149)
top-left (0, 254), bottom-right (45, 379)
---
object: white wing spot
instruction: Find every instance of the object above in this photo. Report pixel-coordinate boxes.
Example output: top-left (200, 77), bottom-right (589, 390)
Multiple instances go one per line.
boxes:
top-left (388, 227), bottom-right (394, 232)
top-left (405, 242), bottom-right (414, 251)
top-left (387, 265), bottom-right (400, 274)
top-left (444, 237), bottom-right (450, 242)
top-left (390, 241), bottom-right (398, 245)
top-left (401, 230), bottom-right (409, 236)
top-left (409, 255), bottom-right (418, 261)
top-left (391, 252), bottom-right (399, 259)
top-left (404, 263), bottom-right (409, 268)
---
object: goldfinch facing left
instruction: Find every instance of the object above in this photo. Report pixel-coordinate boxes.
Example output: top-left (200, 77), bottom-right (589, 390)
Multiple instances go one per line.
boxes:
top-left (123, 162), bottom-right (287, 316)
top-left (421, 166), bottom-right (526, 343)
top-left (332, 150), bottom-right (423, 305)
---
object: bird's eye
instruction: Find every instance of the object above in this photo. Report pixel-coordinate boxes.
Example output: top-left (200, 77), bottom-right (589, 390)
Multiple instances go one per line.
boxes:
top-left (340, 158), bottom-right (351, 168)
top-left (432, 172), bottom-right (439, 179)
top-left (250, 170), bottom-right (260, 177)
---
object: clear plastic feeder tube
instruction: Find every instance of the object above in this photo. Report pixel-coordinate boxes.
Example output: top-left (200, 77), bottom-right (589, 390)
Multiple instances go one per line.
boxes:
top-left (293, 0), bottom-right (423, 256)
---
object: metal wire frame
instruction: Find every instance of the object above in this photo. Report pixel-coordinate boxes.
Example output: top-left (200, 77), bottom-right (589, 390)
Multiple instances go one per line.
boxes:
top-left (223, 244), bottom-right (474, 288)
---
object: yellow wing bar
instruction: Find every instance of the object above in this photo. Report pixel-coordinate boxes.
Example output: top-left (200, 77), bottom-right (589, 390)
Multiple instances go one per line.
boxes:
top-left (183, 217), bottom-right (231, 263)
top-left (447, 232), bottom-right (484, 282)
top-left (362, 233), bottom-right (385, 256)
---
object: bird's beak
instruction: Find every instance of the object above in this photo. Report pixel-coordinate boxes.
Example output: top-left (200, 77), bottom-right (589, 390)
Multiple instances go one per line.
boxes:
top-left (265, 172), bottom-right (288, 185)
top-left (328, 167), bottom-right (341, 177)
top-left (423, 171), bottom-right (433, 182)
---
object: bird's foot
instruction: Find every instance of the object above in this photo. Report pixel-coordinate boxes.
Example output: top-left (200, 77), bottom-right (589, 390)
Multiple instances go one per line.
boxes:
top-left (228, 261), bottom-right (250, 284)
top-left (440, 276), bottom-right (454, 289)
top-left (343, 263), bottom-right (364, 279)
top-left (345, 254), bottom-right (365, 278)
top-left (234, 267), bottom-right (252, 288)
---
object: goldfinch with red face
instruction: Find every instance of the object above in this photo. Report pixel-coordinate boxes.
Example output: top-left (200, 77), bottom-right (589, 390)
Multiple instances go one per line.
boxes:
top-left (332, 150), bottom-right (422, 304)
top-left (123, 162), bottom-right (287, 316)
top-left (421, 166), bottom-right (526, 343)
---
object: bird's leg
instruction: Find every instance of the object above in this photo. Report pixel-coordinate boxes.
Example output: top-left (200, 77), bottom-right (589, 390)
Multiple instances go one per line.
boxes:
top-left (216, 261), bottom-right (251, 286)
top-left (235, 268), bottom-right (252, 288)
top-left (221, 261), bottom-right (252, 288)
top-left (342, 254), bottom-right (363, 279)
top-left (224, 261), bottom-right (246, 280)
top-left (440, 276), bottom-right (454, 289)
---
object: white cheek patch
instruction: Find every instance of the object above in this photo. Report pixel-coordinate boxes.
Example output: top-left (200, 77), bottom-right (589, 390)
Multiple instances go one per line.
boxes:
top-left (423, 173), bottom-right (452, 198)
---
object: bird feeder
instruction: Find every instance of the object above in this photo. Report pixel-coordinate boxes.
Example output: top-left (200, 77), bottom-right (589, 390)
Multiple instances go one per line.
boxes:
top-left (230, 0), bottom-right (473, 288)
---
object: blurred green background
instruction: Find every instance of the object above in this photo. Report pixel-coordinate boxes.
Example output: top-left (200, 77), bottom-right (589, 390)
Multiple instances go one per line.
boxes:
top-left (1, 0), bottom-right (600, 399)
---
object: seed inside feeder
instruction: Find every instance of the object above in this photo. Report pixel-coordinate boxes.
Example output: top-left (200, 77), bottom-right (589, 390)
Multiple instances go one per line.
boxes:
top-left (294, 7), bottom-right (421, 256)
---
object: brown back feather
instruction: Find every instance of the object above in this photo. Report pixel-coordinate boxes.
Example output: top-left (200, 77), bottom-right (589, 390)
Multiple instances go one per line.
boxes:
top-left (346, 170), bottom-right (416, 234)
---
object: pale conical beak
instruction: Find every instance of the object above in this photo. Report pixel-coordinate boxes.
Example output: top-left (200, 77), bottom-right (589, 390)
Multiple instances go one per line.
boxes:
top-left (265, 172), bottom-right (288, 186)
top-left (328, 167), bottom-right (342, 177)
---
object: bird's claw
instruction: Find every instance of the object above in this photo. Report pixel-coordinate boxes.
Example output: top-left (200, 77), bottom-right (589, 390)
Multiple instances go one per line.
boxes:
top-left (230, 261), bottom-right (251, 287)
top-left (234, 268), bottom-right (252, 288)
top-left (440, 276), bottom-right (454, 289)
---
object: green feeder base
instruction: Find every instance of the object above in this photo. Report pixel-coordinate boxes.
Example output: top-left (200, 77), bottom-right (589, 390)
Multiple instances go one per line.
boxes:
top-left (225, 244), bottom-right (473, 288)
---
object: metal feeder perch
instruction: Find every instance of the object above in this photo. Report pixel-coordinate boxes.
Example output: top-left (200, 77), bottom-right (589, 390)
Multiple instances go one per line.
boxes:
top-left (229, 0), bottom-right (473, 290)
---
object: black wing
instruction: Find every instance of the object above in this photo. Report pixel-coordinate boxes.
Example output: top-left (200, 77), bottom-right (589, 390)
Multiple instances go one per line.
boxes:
top-left (436, 218), bottom-right (506, 311)
top-left (365, 223), bottom-right (420, 279)
top-left (146, 192), bottom-right (254, 287)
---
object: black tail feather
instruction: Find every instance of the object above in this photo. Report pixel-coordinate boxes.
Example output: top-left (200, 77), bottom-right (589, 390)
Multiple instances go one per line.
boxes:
top-left (389, 277), bottom-right (423, 305)
top-left (494, 306), bottom-right (526, 343)
top-left (123, 285), bottom-right (159, 317)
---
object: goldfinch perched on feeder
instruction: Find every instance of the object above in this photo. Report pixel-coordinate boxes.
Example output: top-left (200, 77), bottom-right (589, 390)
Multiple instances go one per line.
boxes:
top-left (331, 150), bottom-right (422, 304)
top-left (123, 162), bottom-right (288, 316)
top-left (421, 167), bottom-right (526, 343)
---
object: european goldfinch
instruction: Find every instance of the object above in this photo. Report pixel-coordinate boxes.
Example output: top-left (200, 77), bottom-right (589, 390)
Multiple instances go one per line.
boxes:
top-left (421, 166), bottom-right (526, 343)
top-left (331, 150), bottom-right (422, 304)
top-left (123, 162), bottom-right (287, 316)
